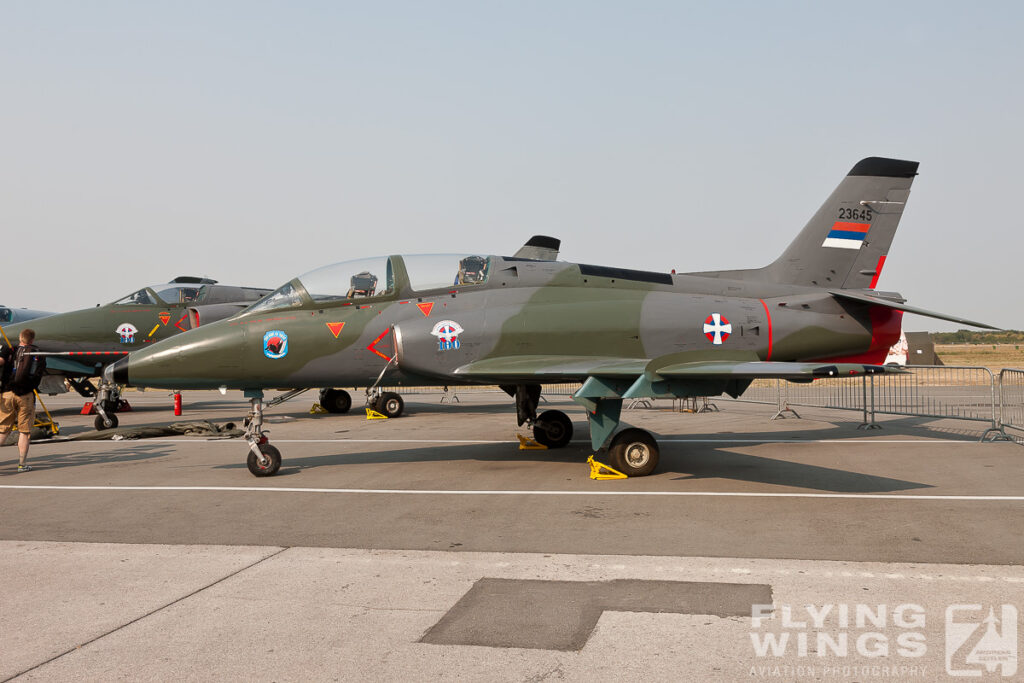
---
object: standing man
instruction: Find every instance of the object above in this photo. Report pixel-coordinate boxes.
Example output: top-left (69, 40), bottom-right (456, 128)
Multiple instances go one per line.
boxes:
top-left (0, 329), bottom-right (46, 472)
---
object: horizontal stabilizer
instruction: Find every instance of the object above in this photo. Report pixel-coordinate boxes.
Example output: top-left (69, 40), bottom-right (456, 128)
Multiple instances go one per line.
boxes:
top-left (829, 290), bottom-right (998, 330)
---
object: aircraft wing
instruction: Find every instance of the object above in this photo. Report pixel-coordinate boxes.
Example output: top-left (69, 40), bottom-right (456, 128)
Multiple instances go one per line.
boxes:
top-left (829, 290), bottom-right (998, 329)
top-left (454, 355), bottom-right (902, 385)
top-left (454, 355), bottom-right (649, 381)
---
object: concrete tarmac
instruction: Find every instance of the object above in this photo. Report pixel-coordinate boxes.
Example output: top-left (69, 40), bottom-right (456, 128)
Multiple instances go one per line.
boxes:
top-left (1, 391), bottom-right (1022, 680)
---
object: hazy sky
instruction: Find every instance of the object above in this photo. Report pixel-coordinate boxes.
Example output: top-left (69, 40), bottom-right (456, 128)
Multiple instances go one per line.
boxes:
top-left (2, 2), bottom-right (1021, 331)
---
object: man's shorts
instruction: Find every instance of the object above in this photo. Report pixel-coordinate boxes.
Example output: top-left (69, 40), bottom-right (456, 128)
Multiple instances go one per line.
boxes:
top-left (0, 391), bottom-right (36, 433)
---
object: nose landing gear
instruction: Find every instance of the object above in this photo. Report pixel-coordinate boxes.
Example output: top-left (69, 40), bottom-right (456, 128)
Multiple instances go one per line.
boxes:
top-left (244, 390), bottom-right (281, 476)
top-left (93, 381), bottom-right (123, 430)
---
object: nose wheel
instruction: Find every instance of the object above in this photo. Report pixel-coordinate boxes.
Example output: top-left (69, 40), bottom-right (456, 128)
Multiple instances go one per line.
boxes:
top-left (247, 442), bottom-right (282, 477)
top-left (243, 390), bottom-right (283, 477)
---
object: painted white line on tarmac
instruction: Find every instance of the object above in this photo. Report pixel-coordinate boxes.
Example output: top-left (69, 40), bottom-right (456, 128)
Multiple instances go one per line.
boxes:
top-left (0, 485), bottom-right (1021, 501)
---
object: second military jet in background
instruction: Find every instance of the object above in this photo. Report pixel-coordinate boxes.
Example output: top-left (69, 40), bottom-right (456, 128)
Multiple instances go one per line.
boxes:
top-left (1, 276), bottom-right (271, 429)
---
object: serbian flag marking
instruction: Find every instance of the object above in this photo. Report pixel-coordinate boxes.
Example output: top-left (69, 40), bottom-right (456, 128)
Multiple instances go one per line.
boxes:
top-left (822, 221), bottom-right (870, 250)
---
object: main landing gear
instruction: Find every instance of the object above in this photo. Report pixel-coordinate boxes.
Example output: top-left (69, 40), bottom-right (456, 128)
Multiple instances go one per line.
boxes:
top-left (503, 383), bottom-right (661, 475)
top-left (318, 388), bottom-right (352, 414)
top-left (244, 390), bottom-right (281, 476)
top-left (373, 391), bottom-right (405, 418)
top-left (606, 428), bottom-right (659, 477)
top-left (502, 384), bottom-right (574, 449)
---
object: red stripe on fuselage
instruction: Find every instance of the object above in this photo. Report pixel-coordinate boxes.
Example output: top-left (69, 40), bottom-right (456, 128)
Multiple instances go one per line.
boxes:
top-left (759, 299), bottom-right (773, 361)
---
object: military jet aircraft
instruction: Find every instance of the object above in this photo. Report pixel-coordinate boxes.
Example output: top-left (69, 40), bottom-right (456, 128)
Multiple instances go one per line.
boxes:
top-left (1, 276), bottom-right (270, 429)
top-left (0, 306), bottom-right (55, 325)
top-left (107, 157), bottom-right (994, 477)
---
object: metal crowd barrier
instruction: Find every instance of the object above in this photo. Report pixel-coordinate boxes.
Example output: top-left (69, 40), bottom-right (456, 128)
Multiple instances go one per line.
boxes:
top-left (722, 366), bottom-right (1024, 442)
top-left (999, 369), bottom-right (1024, 437)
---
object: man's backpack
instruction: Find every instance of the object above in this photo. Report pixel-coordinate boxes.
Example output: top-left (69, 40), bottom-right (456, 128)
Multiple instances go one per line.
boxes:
top-left (9, 345), bottom-right (45, 395)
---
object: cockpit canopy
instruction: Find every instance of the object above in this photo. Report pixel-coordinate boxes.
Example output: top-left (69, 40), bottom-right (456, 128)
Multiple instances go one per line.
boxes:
top-left (111, 281), bottom-right (268, 307)
top-left (246, 254), bottom-right (492, 314)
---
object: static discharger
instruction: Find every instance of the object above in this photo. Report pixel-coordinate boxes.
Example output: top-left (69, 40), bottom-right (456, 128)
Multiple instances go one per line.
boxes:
top-left (517, 434), bottom-right (547, 450)
top-left (588, 456), bottom-right (628, 480)
top-left (365, 408), bottom-right (388, 420)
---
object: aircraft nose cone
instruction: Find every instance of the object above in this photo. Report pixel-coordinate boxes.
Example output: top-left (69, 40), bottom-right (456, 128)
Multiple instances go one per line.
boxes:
top-left (105, 357), bottom-right (130, 386)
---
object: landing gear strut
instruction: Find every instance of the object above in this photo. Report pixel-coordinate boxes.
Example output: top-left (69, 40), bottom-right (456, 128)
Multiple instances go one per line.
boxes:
top-left (244, 390), bottom-right (281, 476)
top-left (93, 381), bottom-right (122, 430)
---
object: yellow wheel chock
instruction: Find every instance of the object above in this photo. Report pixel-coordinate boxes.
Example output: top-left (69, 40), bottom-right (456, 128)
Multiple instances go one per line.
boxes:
top-left (588, 455), bottom-right (627, 480)
top-left (309, 403), bottom-right (329, 414)
top-left (365, 408), bottom-right (389, 420)
top-left (517, 434), bottom-right (547, 450)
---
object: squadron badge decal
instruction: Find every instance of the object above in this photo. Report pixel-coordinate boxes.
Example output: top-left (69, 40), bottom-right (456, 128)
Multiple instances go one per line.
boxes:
top-left (703, 313), bottom-right (732, 345)
top-left (116, 323), bottom-right (138, 344)
top-left (431, 320), bottom-right (464, 351)
top-left (263, 330), bottom-right (289, 359)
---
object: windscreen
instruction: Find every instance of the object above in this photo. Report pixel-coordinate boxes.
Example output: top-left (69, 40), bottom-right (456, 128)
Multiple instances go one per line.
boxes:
top-left (112, 289), bottom-right (158, 306)
top-left (152, 284), bottom-right (208, 305)
top-left (245, 281), bottom-right (304, 314)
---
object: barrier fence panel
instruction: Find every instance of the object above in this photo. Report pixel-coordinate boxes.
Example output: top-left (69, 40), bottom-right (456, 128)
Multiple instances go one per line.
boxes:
top-left (999, 369), bottom-right (1024, 435)
top-left (871, 366), bottom-right (997, 424)
top-left (728, 366), bottom-right (1003, 435)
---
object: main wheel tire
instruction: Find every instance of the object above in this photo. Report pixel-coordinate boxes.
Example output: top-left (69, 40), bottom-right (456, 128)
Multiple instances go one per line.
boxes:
top-left (94, 414), bottom-right (119, 431)
top-left (247, 443), bottom-right (282, 477)
top-left (378, 392), bottom-right (404, 418)
top-left (533, 410), bottom-right (573, 448)
top-left (608, 428), bottom-right (660, 477)
top-left (320, 388), bottom-right (352, 414)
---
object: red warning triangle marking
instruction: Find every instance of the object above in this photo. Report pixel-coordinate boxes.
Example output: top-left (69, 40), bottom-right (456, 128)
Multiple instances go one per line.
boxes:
top-left (417, 302), bottom-right (434, 317)
top-left (326, 322), bottom-right (345, 338)
top-left (158, 312), bottom-right (171, 325)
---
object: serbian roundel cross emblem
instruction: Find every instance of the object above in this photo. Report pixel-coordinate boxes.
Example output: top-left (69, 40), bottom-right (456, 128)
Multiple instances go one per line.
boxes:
top-left (703, 313), bottom-right (732, 345)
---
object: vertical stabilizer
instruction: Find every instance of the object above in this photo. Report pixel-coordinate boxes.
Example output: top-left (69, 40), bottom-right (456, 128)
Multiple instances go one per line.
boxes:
top-left (692, 157), bottom-right (918, 289)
